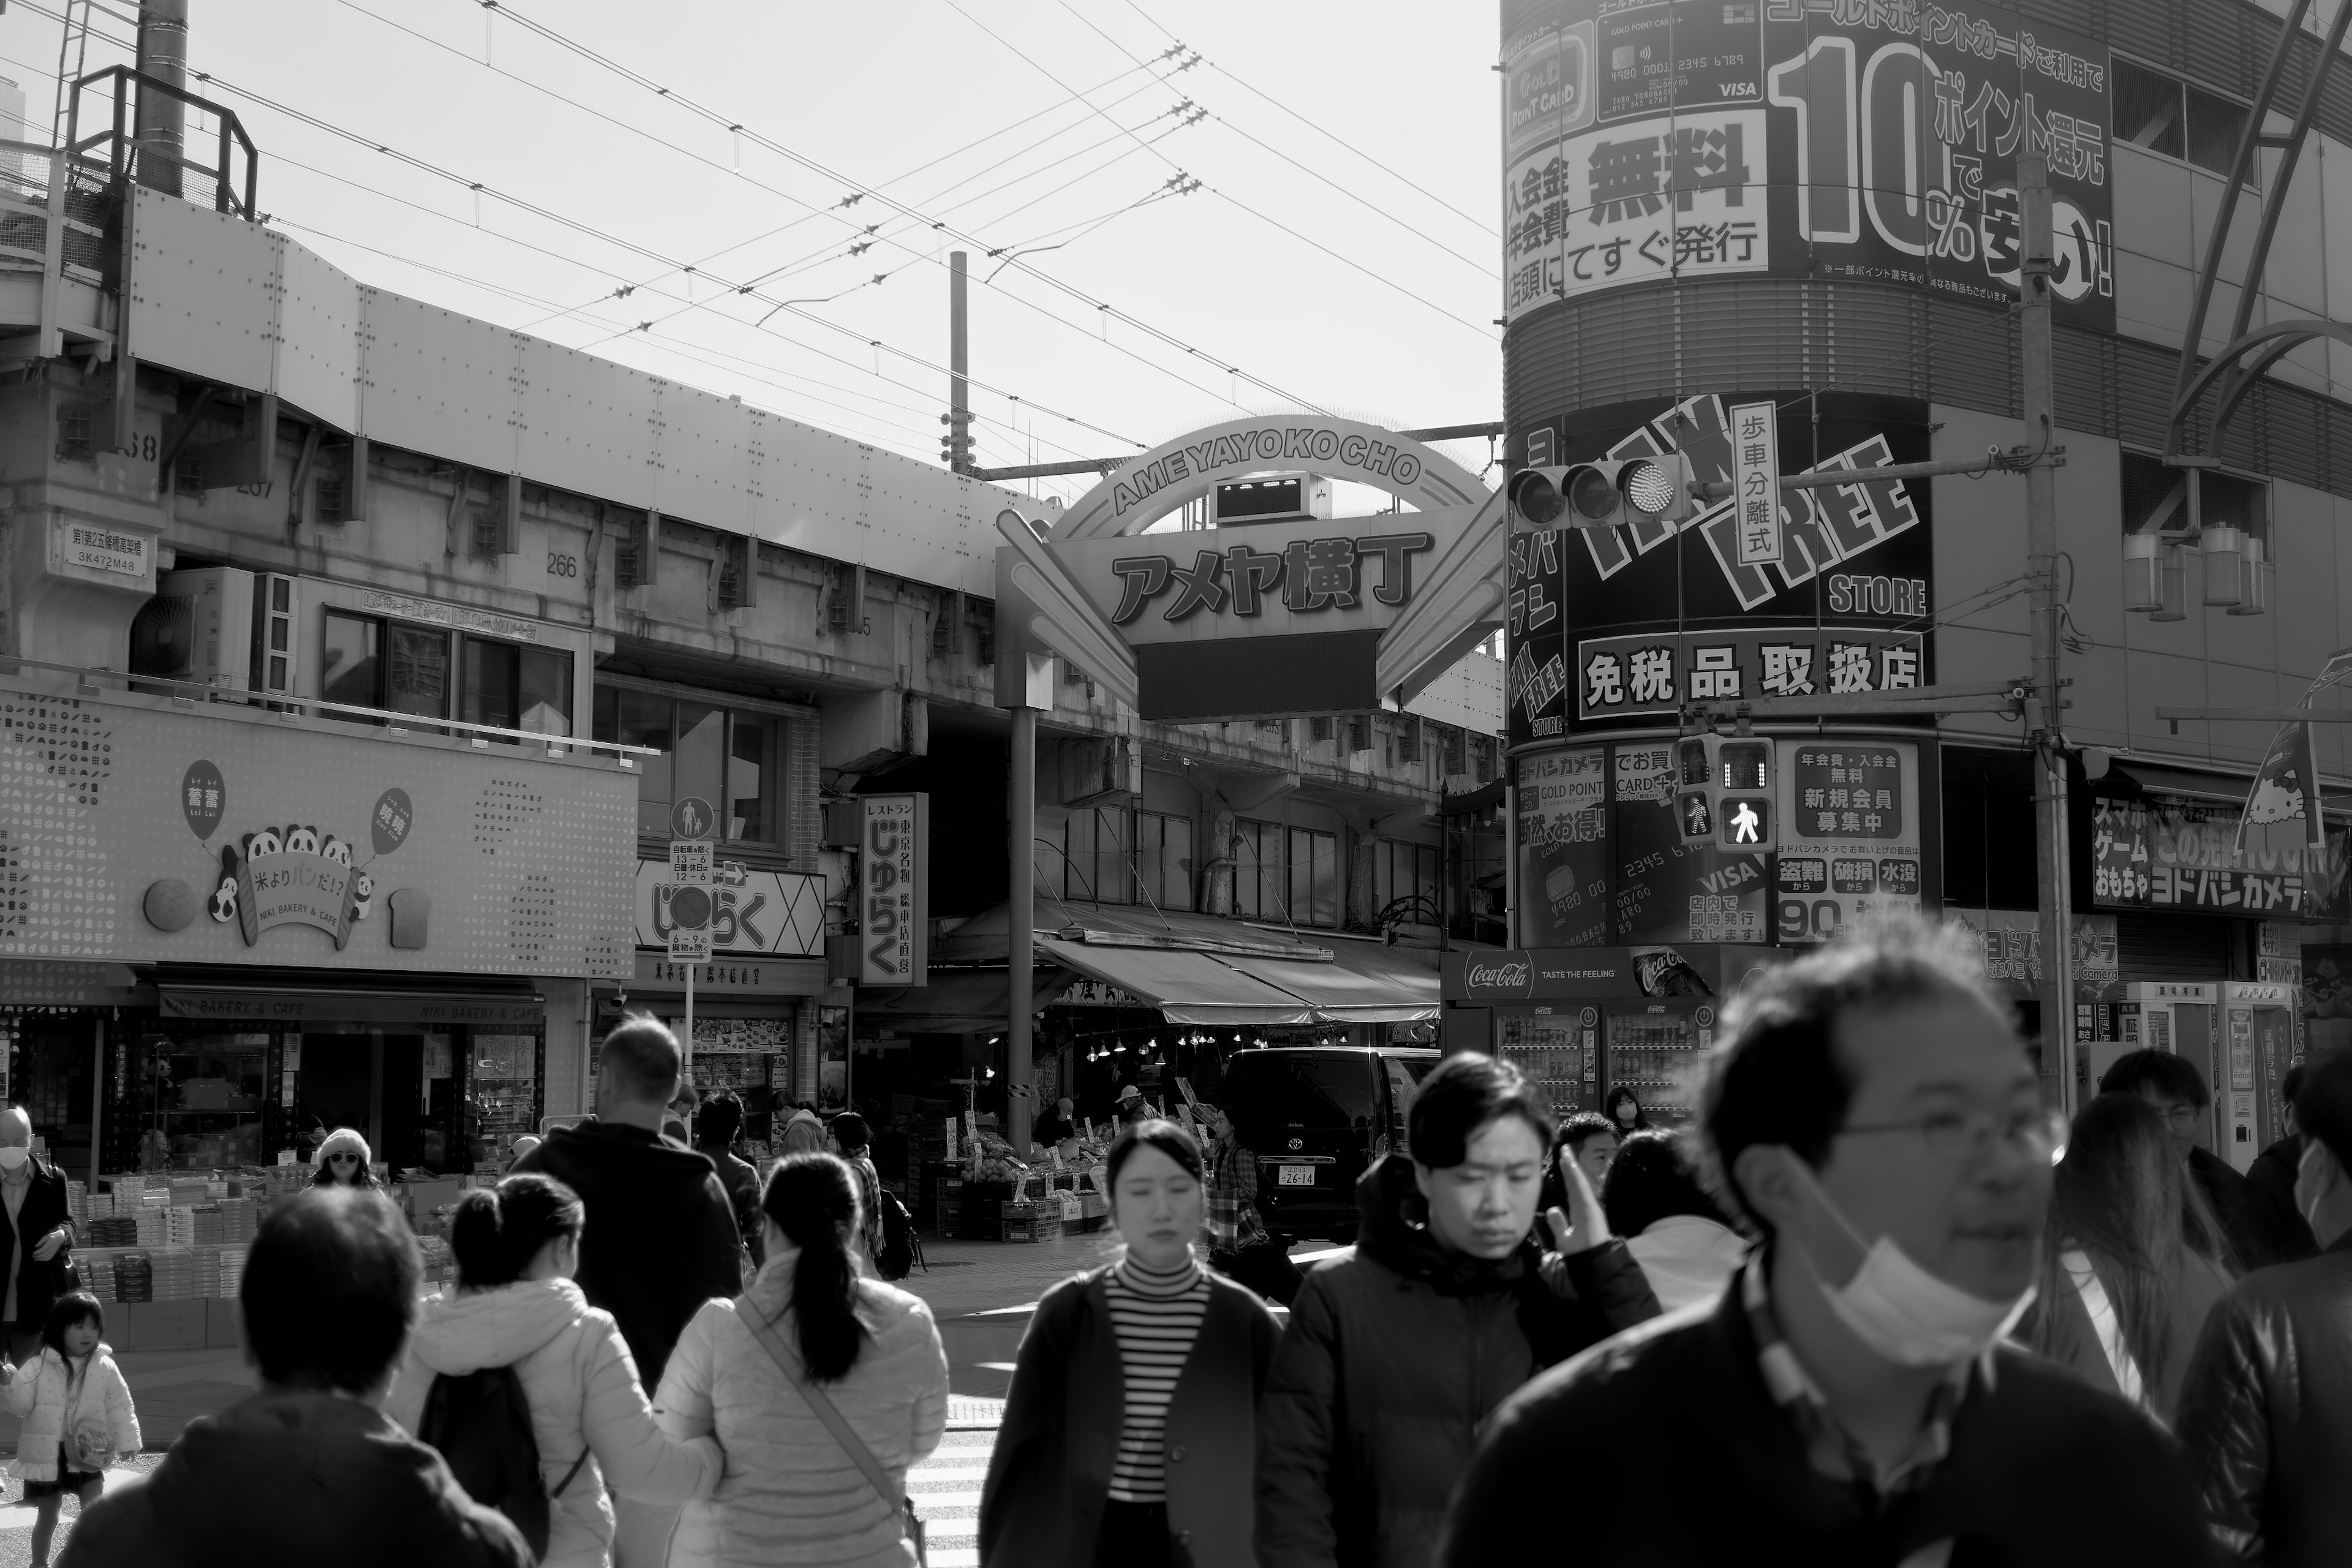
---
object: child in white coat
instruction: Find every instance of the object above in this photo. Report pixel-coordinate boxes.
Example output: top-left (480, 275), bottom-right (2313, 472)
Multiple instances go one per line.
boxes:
top-left (1, 1292), bottom-right (140, 1567)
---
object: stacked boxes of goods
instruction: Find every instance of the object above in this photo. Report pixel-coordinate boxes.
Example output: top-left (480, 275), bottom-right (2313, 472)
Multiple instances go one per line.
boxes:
top-left (78, 1253), bottom-right (113, 1305)
top-left (112, 1251), bottom-right (152, 1304)
top-left (148, 1248), bottom-right (194, 1302)
top-left (86, 1216), bottom-right (137, 1249)
top-left (217, 1246), bottom-right (245, 1299)
top-left (215, 1197), bottom-right (258, 1245)
top-left (162, 1207), bottom-right (197, 1247)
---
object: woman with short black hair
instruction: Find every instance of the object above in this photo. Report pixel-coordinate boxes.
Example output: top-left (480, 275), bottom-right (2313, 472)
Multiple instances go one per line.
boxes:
top-left (1256, 1052), bottom-right (1660, 1568)
top-left (1603, 1129), bottom-right (1749, 1313)
top-left (981, 1120), bottom-right (1282, 1568)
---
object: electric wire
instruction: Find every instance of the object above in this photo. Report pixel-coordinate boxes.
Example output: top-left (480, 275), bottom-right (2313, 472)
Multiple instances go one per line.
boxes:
top-left (936, 0), bottom-right (1498, 339)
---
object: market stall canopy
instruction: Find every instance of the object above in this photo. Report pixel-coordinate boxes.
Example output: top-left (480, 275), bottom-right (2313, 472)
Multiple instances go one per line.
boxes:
top-left (940, 899), bottom-right (1439, 1025)
top-left (851, 965), bottom-right (1074, 1033)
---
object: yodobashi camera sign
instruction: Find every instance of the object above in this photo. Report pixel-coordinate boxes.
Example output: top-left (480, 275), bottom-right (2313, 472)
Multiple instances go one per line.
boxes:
top-left (861, 794), bottom-right (928, 987)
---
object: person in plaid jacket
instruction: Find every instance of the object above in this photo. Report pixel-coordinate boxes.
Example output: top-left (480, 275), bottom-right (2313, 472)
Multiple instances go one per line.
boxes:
top-left (1199, 1106), bottom-right (1303, 1306)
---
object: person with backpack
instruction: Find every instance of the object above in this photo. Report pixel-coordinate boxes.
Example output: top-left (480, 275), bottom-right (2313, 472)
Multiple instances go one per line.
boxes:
top-left (655, 1153), bottom-right (949, 1568)
top-left (831, 1112), bottom-right (886, 1263)
top-left (387, 1174), bottom-right (723, 1567)
top-left (696, 1093), bottom-right (766, 1271)
top-left (2, 1292), bottom-right (138, 1568)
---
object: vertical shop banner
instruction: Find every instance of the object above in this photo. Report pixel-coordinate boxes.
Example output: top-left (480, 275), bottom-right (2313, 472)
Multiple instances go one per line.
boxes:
top-left (2237, 722), bottom-right (2327, 862)
top-left (2092, 793), bottom-right (2351, 917)
top-left (859, 795), bottom-right (929, 987)
top-left (1611, 742), bottom-right (1768, 944)
top-left (1504, 391), bottom-right (1935, 743)
top-left (1517, 748), bottom-right (1613, 948)
top-left (1502, 0), bottom-right (2113, 331)
top-left (1774, 739), bottom-right (1924, 942)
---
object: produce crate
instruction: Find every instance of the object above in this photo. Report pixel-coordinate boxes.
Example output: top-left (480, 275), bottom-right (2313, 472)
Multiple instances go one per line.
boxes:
top-left (1000, 1211), bottom-right (1063, 1243)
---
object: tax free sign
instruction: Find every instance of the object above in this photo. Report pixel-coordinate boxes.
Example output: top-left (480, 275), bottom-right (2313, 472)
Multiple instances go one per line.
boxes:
top-left (994, 417), bottom-right (1508, 723)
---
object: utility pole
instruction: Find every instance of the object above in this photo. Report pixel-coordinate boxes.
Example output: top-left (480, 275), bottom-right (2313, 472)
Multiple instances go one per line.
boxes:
top-left (2021, 155), bottom-right (2078, 1119)
top-left (946, 251), bottom-right (971, 475)
top-left (1006, 708), bottom-right (1035, 1155)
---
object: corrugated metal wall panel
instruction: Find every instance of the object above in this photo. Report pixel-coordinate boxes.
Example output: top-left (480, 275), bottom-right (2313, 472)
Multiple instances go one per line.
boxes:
top-left (2115, 913), bottom-right (2234, 981)
top-left (2055, 327), bottom-right (2117, 437)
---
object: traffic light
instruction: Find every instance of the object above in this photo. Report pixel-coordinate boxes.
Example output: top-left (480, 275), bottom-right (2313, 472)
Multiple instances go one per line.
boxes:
top-left (1509, 454), bottom-right (1693, 530)
top-left (1675, 734), bottom-right (1777, 852)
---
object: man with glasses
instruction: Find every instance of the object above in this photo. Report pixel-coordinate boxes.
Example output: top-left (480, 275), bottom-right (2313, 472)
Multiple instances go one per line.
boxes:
top-left (1439, 917), bottom-right (2210, 1567)
top-left (2100, 1048), bottom-right (2314, 1272)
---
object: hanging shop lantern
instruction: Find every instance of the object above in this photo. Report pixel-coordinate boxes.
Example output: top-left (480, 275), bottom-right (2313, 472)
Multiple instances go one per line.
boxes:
top-left (2200, 524), bottom-right (2246, 608)
top-left (2152, 541), bottom-right (2189, 622)
top-left (2226, 534), bottom-right (2272, 616)
top-left (2121, 532), bottom-right (2163, 613)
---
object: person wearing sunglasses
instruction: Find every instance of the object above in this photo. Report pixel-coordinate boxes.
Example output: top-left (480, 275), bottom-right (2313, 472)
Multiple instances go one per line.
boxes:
top-left (1441, 914), bottom-right (2212, 1568)
top-left (311, 1128), bottom-right (382, 1191)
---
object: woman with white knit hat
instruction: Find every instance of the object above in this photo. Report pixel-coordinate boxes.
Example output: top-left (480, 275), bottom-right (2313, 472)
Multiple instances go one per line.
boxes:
top-left (310, 1127), bottom-right (381, 1190)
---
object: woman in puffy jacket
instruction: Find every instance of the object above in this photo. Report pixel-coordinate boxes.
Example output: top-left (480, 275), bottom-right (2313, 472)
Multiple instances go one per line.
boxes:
top-left (1255, 1053), bottom-right (1660, 1568)
top-left (655, 1152), bottom-right (949, 1568)
top-left (386, 1174), bottom-right (723, 1567)
top-left (981, 1119), bottom-right (1283, 1568)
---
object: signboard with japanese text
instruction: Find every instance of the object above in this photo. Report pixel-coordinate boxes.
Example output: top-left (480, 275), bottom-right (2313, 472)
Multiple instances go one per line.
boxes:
top-left (1729, 401), bottom-right (1782, 565)
top-left (633, 860), bottom-right (824, 957)
top-left (0, 678), bottom-right (635, 977)
top-left (859, 794), bottom-right (929, 986)
top-left (1501, 0), bottom-right (2114, 332)
top-left (1948, 909), bottom-right (2122, 1002)
top-left (1507, 390), bottom-right (1933, 743)
top-left (1611, 742), bottom-right (1770, 943)
top-left (1774, 739), bottom-right (1924, 942)
top-left (1516, 748), bottom-right (1613, 948)
top-left (2090, 794), bottom-right (2352, 919)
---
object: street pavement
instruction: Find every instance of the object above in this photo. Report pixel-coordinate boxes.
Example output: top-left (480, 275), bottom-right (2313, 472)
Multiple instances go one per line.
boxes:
top-left (0, 1232), bottom-right (1343, 1564)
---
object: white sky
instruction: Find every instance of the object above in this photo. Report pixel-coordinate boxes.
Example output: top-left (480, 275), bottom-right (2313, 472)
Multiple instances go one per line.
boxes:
top-left (1, 0), bottom-right (1506, 508)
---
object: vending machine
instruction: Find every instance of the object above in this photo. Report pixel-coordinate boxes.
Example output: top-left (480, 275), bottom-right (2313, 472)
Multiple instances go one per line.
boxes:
top-left (2100, 982), bottom-right (2217, 1107)
top-left (1597, 1000), bottom-right (1717, 1129)
top-left (1493, 1006), bottom-right (1595, 1116)
top-left (2219, 981), bottom-right (2297, 1175)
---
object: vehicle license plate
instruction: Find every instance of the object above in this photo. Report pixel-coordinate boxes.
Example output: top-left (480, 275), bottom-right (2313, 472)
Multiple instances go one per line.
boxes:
top-left (1277, 1164), bottom-right (1316, 1186)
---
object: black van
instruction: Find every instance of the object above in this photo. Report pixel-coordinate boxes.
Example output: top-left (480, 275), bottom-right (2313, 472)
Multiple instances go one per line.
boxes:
top-left (1220, 1046), bottom-right (1441, 1246)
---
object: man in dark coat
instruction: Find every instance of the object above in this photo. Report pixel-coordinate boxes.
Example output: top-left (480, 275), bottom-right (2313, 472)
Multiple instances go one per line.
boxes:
top-left (1439, 921), bottom-right (2213, 1568)
top-left (511, 1016), bottom-right (742, 1568)
top-left (2245, 1061), bottom-right (2309, 1232)
top-left (2101, 1047), bottom-right (2315, 1270)
top-left (1255, 1053), bottom-right (1659, 1568)
top-left (0, 1107), bottom-right (77, 1366)
top-left (2177, 1048), bottom-right (2352, 1567)
top-left (693, 1090), bottom-right (764, 1269)
top-left (59, 1188), bottom-right (529, 1568)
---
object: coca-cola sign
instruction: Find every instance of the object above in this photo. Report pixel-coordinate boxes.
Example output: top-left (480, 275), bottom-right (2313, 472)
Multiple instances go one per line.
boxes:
top-left (1466, 957), bottom-right (1530, 992)
top-left (1449, 949), bottom-right (1538, 1001)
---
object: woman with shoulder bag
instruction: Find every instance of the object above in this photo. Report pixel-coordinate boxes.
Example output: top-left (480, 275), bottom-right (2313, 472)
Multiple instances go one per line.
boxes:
top-left (981, 1119), bottom-right (1283, 1568)
top-left (656, 1152), bottom-right (950, 1568)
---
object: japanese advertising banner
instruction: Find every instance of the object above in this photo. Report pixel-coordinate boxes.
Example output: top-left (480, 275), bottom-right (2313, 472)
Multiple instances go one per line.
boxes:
top-left (2091, 793), bottom-right (2352, 918)
top-left (0, 680), bottom-right (636, 977)
top-left (1611, 742), bottom-right (1770, 943)
top-left (859, 794), bottom-right (929, 987)
top-left (1507, 391), bottom-right (1933, 743)
top-left (1774, 739), bottom-right (1924, 943)
top-left (1516, 748), bottom-right (1614, 948)
top-left (1502, 0), bottom-right (2113, 331)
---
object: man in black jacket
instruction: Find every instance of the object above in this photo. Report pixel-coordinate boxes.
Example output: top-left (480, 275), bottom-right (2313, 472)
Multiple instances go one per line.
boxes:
top-left (1256, 1053), bottom-right (1659, 1568)
top-left (2177, 1048), bottom-right (2352, 1566)
top-left (0, 1107), bottom-right (76, 1366)
top-left (511, 1016), bottom-right (741, 1568)
top-left (1440, 919), bottom-right (2212, 1568)
top-left (2100, 1047), bottom-right (2314, 1270)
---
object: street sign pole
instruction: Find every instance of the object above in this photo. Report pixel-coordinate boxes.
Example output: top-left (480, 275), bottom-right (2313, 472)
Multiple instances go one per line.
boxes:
top-left (668, 796), bottom-right (717, 1105)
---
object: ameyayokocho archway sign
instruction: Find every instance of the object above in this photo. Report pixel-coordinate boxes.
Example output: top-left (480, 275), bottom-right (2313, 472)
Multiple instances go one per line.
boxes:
top-left (993, 416), bottom-right (1507, 721)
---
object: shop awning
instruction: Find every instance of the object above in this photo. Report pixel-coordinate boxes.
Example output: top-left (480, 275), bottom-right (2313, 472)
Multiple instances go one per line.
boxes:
top-left (1038, 940), bottom-right (1321, 1026)
top-left (1225, 940), bottom-right (1440, 1024)
top-left (851, 967), bottom-right (1076, 1034)
top-left (157, 987), bottom-right (546, 1026)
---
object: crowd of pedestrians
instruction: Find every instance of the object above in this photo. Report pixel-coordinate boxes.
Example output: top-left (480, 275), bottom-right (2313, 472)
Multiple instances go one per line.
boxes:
top-left (31, 918), bottom-right (2352, 1567)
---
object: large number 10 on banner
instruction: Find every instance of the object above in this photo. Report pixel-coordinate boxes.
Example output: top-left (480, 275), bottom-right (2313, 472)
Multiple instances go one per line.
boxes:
top-left (1501, 0), bottom-right (2114, 333)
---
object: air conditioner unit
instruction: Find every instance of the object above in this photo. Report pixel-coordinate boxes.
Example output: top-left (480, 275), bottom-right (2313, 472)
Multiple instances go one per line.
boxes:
top-left (131, 568), bottom-right (255, 689)
top-left (1211, 472), bottom-right (1332, 527)
top-left (251, 573), bottom-right (299, 697)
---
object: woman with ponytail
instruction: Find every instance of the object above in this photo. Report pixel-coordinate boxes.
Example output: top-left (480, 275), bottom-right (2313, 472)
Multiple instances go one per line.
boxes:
top-left (387, 1174), bottom-right (723, 1566)
top-left (655, 1152), bottom-right (950, 1568)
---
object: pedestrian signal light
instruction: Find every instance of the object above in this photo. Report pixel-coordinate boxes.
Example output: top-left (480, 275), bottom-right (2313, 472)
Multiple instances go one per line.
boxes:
top-left (1718, 740), bottom-right (1771, 792)
top-left (1676, 737), bottom-right (1715, 842)
top-left (1509, 454), bottom-right (1694, 530)
top-left (1719, 795), bottom-right (1772, 849)
top-left (1676, 734), bottom-right (1777, 850)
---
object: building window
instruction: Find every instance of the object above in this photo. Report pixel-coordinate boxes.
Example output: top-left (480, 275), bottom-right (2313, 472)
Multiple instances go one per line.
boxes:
top-left (1444, 727), bottom-right (1467, 778)
top-left (1136, 810), bottom-right (1195, 913)
top-left (1472, 736), bottom-right (1495, 784)
top-left (1373, 840), bottom-right (1440, 925)
top-left (591, 687), bottom-right (791, 845)
top-left (323, 608), bottom-right (564, 736)
top-left (2114, 58), bottom-right (2249, 179)
top-left (1287, 826), bottom-right (1340, 929)
top-left (1309, 717), bottom-right (1333, 744)
top-left (1065, 806), bottom-right (1133, 905)
top-left (315, 474), bottom-right (345, 524)
top-left (1234, 819), bottom-right (1283, 921)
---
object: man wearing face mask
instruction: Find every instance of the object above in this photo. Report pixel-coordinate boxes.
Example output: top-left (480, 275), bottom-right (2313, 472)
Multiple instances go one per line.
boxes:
top-left (1438, 918), bottom-right (2211, 1567)
top-left (0, 1108), bottom-right (75, 1370)
top-left (2175, 1047), bottom-right (2352, 1566)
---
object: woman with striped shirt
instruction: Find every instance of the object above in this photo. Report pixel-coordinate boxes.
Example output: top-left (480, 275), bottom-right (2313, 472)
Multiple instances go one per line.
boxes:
top-left (981, 1120), bottom-right (1283, 1568)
